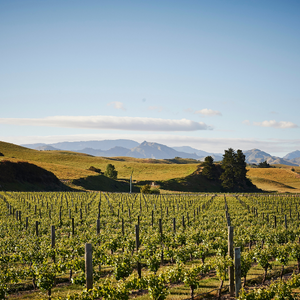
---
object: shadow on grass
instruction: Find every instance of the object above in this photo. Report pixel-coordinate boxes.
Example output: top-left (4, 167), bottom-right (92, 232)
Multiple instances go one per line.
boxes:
top-left (72, 174), bottom-right (140, 192)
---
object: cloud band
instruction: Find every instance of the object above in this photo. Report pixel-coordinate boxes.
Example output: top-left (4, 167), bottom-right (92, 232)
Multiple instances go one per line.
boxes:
top-left (0, 115), bottom-right (212, 131)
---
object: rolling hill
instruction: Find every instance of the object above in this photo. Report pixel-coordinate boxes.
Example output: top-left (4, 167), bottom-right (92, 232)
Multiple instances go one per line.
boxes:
top-left (1, 140), bottom-right (300, 193)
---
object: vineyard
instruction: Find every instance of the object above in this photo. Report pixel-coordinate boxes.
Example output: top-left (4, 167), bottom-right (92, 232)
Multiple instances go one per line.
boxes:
top-left (2, 191), bottom-right (300, 299)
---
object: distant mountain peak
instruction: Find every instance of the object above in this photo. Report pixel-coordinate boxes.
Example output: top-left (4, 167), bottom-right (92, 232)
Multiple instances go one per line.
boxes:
top-left (283, 150), bottom-right (300, 160)
top-left (244, 148), bottom-right (298, 166)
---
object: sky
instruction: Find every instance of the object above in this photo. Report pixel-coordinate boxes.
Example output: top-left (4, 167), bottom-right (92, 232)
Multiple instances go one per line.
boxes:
top-left (1, 0), bottom-right (300, 157)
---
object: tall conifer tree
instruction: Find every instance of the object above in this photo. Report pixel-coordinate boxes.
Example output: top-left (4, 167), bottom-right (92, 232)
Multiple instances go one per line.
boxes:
top-left (220, 148), bottom-right (236, 190)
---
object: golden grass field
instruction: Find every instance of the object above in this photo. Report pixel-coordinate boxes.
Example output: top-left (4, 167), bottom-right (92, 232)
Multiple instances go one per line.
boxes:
top-left (0, 141), bottom-right (198, 182)
top-left (1, 141), bottom-right (300, 193)
top-left (247, 166), bottom-right (300, 193)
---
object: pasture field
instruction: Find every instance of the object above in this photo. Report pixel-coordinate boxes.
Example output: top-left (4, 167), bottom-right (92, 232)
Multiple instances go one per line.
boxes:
top-left (2, 141), bottom-right (300, 193)
top-left (247, 167), bottom-right (300, 193)
top-left (1, 191), bottom-right (300, 299)
top-left (0, 142), bottom-right (198, 184)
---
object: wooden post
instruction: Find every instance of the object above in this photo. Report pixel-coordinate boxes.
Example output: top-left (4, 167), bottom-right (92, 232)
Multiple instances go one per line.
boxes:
top-left (274, 215), bottom-right (277, 228)
top-left (228, 226), bottom-right (234, 296)
top-left (97, 219), bottom-right (100, 235)
top-left (85, 243), bottom-right (93, 290)
top-left (151, 210), bottom-right (154, 227)
top-left (159, 218), bottom-right (164, 265)
top-left (135, 225), bottom-right (141, 278)
top-left (36, 221), bottom-right (39, 237)
top-left (51, 225), bottom-right (55, 248)
top-left (51, 225), bottom-right (55, 263)
top-left (25, 217), bottom-right (28, 230)
top-left (173, 217), bottom-right (176, 233)
top-left (284, 215), bottom-right (287, 229)
top-left (234, 247), bottom-right (241, 297)
top-left (72, 218), bottom-right (75, 236)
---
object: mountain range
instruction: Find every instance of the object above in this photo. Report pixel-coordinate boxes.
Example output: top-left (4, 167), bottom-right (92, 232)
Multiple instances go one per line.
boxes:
top-left (21, 140), bottom-right (300, 166)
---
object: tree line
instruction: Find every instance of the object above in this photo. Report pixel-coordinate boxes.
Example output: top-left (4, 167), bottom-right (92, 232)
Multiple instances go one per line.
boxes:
top-left (201, 148), bottom-right (255, 192)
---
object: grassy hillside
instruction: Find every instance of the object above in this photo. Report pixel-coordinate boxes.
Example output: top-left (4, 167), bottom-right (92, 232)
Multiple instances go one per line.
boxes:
top-left (2, 141), bottom-right (300, 193)
top-left (247, 167), bottom-right (300, 193)
top-left (0, 160), bottom-right (71, 191)
top-left (0, 141), bottom-right (198, 191)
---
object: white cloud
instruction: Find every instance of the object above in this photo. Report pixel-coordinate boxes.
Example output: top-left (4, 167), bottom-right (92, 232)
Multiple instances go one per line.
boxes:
top-left (107, 101), bottom-right (126, 111)
top-left (194, 109), bottom-right (222, 116)
top-left (242, 120), bottom-right (250, 125)
top-left (253, 120), bottom-right (298, 129)
top-left (0, 115), bottom-right (212, 131)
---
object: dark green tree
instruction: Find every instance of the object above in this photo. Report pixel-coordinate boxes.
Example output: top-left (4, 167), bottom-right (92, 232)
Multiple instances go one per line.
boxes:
top-left (235, 149), bottom-right (248, 184)
top-left (219, 148), bottom-right (236, 190)
top-left (258, 161), bottom-right (271, 168)
top-left (104, 164), bottom-right (118, 179)
top-left (202, 156), bottom-right (217, 180)
top-left (219, 148), bottom-right (249, 191)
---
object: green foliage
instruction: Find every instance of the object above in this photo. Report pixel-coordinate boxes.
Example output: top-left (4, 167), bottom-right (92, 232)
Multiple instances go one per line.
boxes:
top-left (140, 184), bottom-right (151, 194)
top-left (146, 252), bottom-right (161, 273)
top-left (211, 255), bottom-right (233, 282)
top-left (144, 273), bottom-right (169, 300)
top-left (165, 262), bottom-right (184, 283)
top-left (254, 246), bottom-right (273, 283)
top-left (240, 250), bottom-right (253, 280)
top-left (220, 148), bottom-right (249, 191)
top-left (140, 184), bottom-right (160, 194)
top-left (150, 187), bottom-right (160, 194)
top-left (238, 272), bottom-right (300, 300)
top-left (104, 164), bottom-right (118, 179)
top-left (112, 253), bottom-right (134, 280)
top-left (182, 263), bottom-right (208, 298)
top-left (220, 148), bottom-right (236, 189)
top-left (201, 156), bottom-right (217, 180)
top-left (258, 161), bottom-right (271, 168)
top-left (3, 191), bottom-right (300, 300)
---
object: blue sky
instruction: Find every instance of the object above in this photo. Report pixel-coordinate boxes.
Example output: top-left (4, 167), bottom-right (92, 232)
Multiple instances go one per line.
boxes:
top-left (0, 0), bottom-right (299, 156)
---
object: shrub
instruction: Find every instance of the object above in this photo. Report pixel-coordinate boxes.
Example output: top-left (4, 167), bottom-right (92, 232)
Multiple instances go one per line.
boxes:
top-left (140, 184), bottom-right (160, 194)
top-left (258, 161), bottom-right (271, 168)
top-left (88, 166), bottom-right (102, 174)
top-left (150, 188), bottom-right (160, 194)
top-left (141, 184), bottom-right (151, 194)
top-left (104, 164), bottom-right (118, 179)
